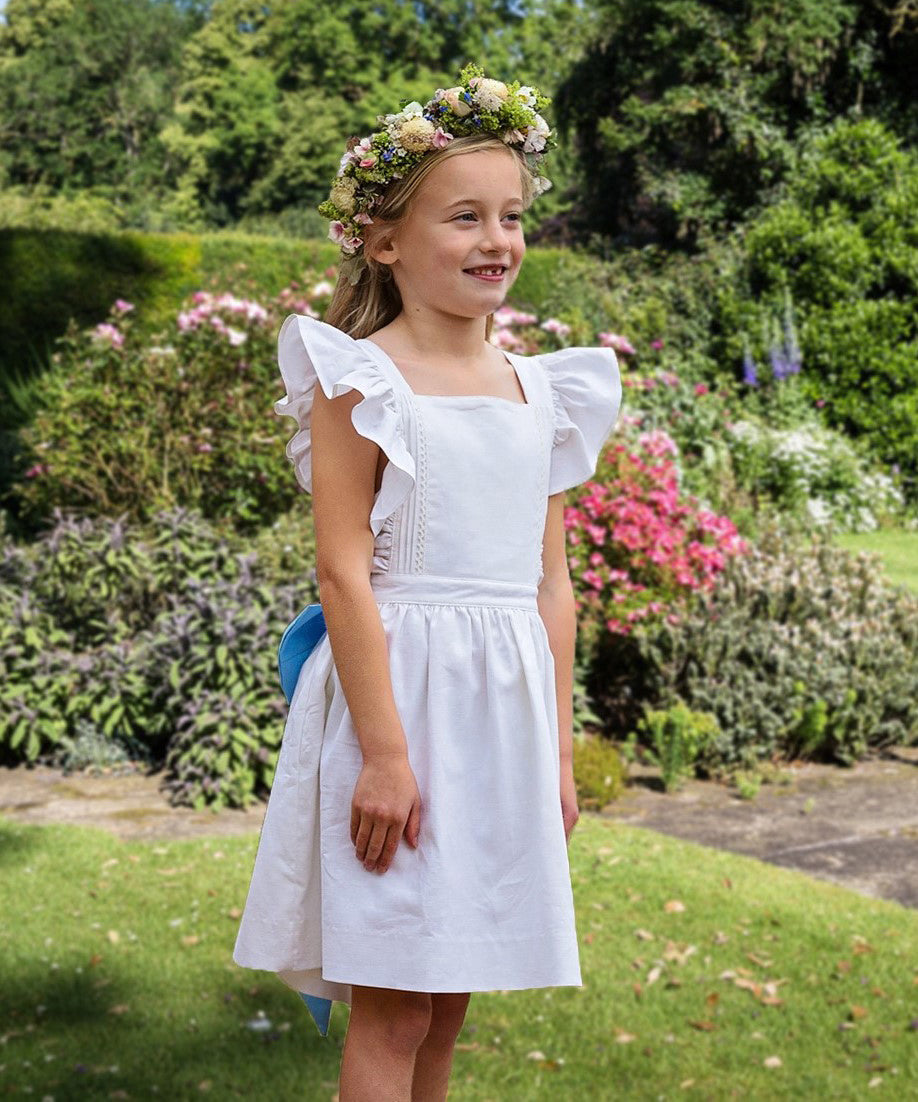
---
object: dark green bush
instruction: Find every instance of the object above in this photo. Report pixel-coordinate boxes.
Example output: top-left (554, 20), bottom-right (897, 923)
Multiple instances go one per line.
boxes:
top-left (714, 118), bottom-right (918, 497)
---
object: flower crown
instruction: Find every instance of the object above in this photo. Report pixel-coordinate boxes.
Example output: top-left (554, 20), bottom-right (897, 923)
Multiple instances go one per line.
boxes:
top-left (318, 62), bottom-right (556, 284)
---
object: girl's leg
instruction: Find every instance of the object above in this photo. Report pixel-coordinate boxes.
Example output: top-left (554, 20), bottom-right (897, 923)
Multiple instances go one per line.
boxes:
top-left (411, 992), bottom-right (472, 1102)
top-left (339, 985), bottom-right (433, 1102)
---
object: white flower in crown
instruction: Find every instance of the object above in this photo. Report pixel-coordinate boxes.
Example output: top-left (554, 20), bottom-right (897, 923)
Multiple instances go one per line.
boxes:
top-left (469, 76), bottom-right (509, 112)
top-left (515, 85), bottom-right (537, 108)
top-left (522, 113), bottom-right (552, 153)
top-left (381, 100), bottom-right (424, 128)
top-left (440, 86), bottom-right (473, 117)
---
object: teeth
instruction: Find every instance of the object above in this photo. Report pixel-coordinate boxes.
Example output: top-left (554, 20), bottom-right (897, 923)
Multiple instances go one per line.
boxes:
top-left (469, 267), bottom-right (504, 275)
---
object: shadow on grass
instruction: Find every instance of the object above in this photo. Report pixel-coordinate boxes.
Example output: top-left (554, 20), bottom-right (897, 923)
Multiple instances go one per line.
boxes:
top-left (0, 818), bottom-right (44, 867)
top-left (3, 959), bottom-right (345, 1100)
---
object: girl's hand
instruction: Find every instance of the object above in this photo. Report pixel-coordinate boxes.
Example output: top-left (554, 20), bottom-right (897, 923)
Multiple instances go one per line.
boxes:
top-left (560, 760), bottom-right (579, 844)
top-left (350, 753), bottom-right (422, 874)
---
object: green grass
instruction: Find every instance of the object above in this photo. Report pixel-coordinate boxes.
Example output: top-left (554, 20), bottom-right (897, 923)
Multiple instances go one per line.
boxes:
top-left (834, 529), bottom-right (918, 595)
top-left (1, 815), bottom-right (916, 1100)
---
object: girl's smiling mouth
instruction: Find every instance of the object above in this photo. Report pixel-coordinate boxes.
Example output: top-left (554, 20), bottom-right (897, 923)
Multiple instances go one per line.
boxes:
top-left (463, 264), bottom-right (508, 281)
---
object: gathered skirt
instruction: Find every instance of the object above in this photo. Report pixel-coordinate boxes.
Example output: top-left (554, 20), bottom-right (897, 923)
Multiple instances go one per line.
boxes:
top-left (233, 572), bottom-right (583, 1006)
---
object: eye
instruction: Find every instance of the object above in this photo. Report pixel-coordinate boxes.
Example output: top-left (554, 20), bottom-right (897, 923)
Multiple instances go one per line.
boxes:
top-left (454, 211), bottom-right (523, 223)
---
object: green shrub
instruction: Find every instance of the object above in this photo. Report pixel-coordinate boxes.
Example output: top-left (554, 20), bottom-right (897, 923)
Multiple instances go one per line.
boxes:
top-left (714, 118), bottom-right (918, 497)
top-left (618, 519), bottom-right (918, 771)
top-left (626, 703), bottom-right (720, 792)
top-left (12, 293), bottom-right (297, 534)
top-left (572, 733), bottom-right (627, 808)
top-left (0, 507), bottom-right (317, 806)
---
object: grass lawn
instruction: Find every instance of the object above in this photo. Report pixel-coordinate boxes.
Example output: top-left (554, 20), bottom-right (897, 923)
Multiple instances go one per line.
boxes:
top-left (835, 528), bottom-right (918, 594)
top-left (1, 814), bottom-right (915, 1101)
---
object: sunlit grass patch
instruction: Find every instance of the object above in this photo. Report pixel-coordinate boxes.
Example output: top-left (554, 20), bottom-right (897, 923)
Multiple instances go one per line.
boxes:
top-left (1, 814), bottom-right (915, 1099)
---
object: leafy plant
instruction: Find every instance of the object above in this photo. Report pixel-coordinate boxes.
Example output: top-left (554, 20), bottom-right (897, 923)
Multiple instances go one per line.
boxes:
top-left (626, 703), bottom-right (720, 792)
top-left (620, 519), bottom-right (918, 771)
top-left (571, 733), bottom-right (627, 808)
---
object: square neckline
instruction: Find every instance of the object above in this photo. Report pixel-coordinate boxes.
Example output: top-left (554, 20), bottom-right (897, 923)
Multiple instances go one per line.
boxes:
top-left (359, 338), bottom-right (531, 408)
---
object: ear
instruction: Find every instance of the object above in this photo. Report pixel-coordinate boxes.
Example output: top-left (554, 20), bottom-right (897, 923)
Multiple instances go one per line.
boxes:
top-left (364, 219), bottom-right (399, 267)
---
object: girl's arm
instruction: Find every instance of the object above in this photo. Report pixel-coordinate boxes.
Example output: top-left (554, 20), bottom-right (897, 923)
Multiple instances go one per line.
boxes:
top-left (310, 383), bottom-right (422, 874)
top-left (537, 492), bottom-right (580, 841)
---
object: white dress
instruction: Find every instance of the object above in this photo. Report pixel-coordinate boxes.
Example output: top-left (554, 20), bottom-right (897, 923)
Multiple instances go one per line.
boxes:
top-left (233, 314), bottom-right (622, 1017)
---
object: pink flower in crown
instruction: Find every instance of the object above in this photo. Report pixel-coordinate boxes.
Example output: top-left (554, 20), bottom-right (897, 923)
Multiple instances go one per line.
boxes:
top-left (432, 126), bottom-right (453, 148)
top-left (342, 235), bottom-right (364, 254)
top-left (328, 221), bottom-right (347, 245)
top-left (354, 212), bottom-right (374, 226)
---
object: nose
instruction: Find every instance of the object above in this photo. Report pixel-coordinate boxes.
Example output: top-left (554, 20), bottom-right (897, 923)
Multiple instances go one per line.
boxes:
top-left (482, 215), bottom-right (512, 255)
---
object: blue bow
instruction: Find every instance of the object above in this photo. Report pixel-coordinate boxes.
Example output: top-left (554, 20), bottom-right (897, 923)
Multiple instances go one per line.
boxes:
top-left (278, 603), bottom-right (334, 1037)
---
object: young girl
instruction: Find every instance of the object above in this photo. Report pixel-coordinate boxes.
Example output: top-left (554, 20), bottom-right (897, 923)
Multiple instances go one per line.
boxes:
top-left (233, 64), bottom-right (622, 1101)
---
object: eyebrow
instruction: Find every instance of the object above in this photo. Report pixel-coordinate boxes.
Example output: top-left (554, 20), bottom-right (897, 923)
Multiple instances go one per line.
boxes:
top-left (444, 198), bottom-right (524, 208)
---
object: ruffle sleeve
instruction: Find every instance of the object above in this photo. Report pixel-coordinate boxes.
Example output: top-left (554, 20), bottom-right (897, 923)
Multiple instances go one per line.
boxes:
top-left (540, 346), bottom-right (623, 495)
top-left (274, 314), bottom-right (417, 537)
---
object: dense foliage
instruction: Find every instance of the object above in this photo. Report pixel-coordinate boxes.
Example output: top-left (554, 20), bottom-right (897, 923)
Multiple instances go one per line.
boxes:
top-left (0, 506), bottom-right (317, 808)
top-left (595, 519), bottom-right (918, 772)
top-left (553, 0), bottom-right (918, 248)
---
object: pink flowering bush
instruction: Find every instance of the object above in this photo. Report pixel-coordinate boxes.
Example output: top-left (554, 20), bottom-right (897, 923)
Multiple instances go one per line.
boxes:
top-left (565, 428), bottom-right (750, 674)
top-left (12, 280), bottom-right (330, 533)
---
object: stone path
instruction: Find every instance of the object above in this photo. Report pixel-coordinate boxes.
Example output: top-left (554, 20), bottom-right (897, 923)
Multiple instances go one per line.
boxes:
top-left (1, 748), bottom-right (916, 909)
top-left (599, 747), bottom-right (918, 909)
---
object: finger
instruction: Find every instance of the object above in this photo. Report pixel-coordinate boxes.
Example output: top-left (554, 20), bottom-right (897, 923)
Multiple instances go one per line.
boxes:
top-left (363, 821), bottom-right (390, 867)
top-left (354, 815), bottom-right (373, 861)
top-left (374, 829), bottom-right (401, 873)
top-left (405, 799), bottom-right (421, 848)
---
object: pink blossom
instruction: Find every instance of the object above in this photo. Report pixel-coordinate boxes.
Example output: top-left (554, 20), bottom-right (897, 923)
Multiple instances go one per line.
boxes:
top-left (24, 463), bottom-right (48, 478)
top-left (432, 127), bottom-right (453, 148)
top-left (598, 332), bottom-right (636, 354)
top-left (196, 443), bottom-right (213, 453)
top-left (92, 323), bottom-right (124, 348)
top-left (226, 327), bottom-right (247, 346)
top-left (114, 298), bottom-right (134, 313)
top-left (354, 212), bottom-right (374, 226)
top-left (650, 338), bottom-right (664, 350)
top-left (695, 382), bottom-right (709, 395)
top-left (541, 318), bottom-right (571, 337)
top-left (328, 221), bottom-right (347, 245)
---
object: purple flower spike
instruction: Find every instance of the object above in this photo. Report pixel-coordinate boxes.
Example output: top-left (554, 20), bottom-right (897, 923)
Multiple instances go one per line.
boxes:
top-left (742, 350), bottom-right (758, 387)
top-left (769, 345), bottom-right (789, 382)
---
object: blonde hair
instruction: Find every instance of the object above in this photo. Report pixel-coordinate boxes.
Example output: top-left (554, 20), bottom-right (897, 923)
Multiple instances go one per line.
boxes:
top-left (323, 134), bottom-right (539, 341)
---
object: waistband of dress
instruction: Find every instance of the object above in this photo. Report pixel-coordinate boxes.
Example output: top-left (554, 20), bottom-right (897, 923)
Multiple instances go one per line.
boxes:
top-left (370, 572), bottom-right (539, 610)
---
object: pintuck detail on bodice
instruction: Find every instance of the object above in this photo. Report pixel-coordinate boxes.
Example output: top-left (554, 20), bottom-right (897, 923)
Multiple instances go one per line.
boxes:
top-left (275, 315), bottom-right (622, 586)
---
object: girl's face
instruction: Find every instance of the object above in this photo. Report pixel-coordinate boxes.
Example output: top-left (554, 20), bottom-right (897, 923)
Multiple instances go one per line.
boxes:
top-left (377, 148), bottom-right (527, 321)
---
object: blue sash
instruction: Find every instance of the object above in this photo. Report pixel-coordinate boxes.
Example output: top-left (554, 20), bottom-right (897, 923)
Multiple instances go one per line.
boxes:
top-left (277, 602), bottom-right (334, 1037)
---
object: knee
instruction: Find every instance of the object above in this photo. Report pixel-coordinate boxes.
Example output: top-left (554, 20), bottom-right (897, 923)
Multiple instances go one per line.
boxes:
top-left (424, 992), bottom-right (471, 1048)
top-left (352, 987), bottom-right (433, 1056)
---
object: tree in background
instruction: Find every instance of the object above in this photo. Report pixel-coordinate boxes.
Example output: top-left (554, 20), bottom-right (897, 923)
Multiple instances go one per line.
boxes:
top-left (552, 0), bottom-right (918, 250)
top-left (0, 0), bottom-right (205, 221)
top-left (159, 0), bottom-right (597, 229)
